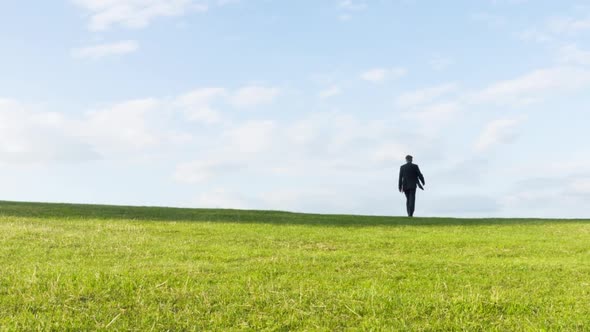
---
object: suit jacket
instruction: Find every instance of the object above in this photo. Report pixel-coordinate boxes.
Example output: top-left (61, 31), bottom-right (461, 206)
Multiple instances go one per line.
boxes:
top-left (399, 162), bottom-right (425, 191)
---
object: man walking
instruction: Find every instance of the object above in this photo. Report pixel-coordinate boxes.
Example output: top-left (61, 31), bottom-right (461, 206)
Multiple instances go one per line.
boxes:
top-left (398, 155), bottom-right (425, 217)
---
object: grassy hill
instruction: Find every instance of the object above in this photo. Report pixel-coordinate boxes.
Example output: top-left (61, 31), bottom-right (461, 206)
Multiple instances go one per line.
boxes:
top-left (0, 200), bottom-right (589, 330)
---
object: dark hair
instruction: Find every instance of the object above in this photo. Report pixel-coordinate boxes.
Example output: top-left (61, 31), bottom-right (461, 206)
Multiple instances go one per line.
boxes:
top-left (405, 155), bottom-right (413, 161)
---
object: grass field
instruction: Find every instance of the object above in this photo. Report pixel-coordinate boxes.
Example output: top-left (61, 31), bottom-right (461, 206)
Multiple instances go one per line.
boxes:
top-left (0, 200), bottom-right (589, 331)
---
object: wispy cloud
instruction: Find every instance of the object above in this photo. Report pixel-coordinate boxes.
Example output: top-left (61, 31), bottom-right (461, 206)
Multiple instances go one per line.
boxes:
top-left (429, 55), bottom-right (454, 71)
top-left (559, 44), bottom-right (590, 66)
top-left (338, 0), bottom-right (367, 11)
top-left (403, 102), bottom-right (462, 133)
top-left (489, 0), bottom-right (529, 4)
top-left (174, 161), bottom-right (242, 184)
top-left (319, 86), bottom-right (342, 99)
top-left (192, 188), bottom-right (251, 209)
top-left (230, 86), bottom-right (281, 108)
top-left (224, 120), bottom-right (277, 154)
top-left (71, 40), bottom-right (139, 59)
top-left (360, 67), bottom-right (406, 83)
top-left (72, 0), bottom-right (208, 31)
top-left (81, 98), bottom-right (164, 153)
top-left (518, 27), bottom-right (553, 43)
top-left (547, 16), bottom-right (590, 34)
top-left (337, 0), bottom-right (367, 21)
top-left (217, 0), bottom-right (241, 5)
top-left (519, 15), bottom-right (590, 43)
top-left (467, 66), bottom-right (590, 106)
top-left (470, 12), bottom-right (507, 28)
top-left (0, 99), bottom-right (99, 163)
top-left (175, 88), bottom-right (227, 124)
top-left (0, 83), bottom-right (284, 165)
top-left (474, 116), bottom-right (527, 152)
top-left (570, 178), bottom-right (590, 195)
top-left (0, 97), bottom-right (174, 163)
top-left (174, 85), bottom-right (281, 124)
top-left (396, 83), bottom-right (457, 108)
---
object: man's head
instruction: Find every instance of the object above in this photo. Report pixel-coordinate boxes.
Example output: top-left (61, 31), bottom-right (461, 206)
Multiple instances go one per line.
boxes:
top-left (405, 155), bottom-right (413, 163)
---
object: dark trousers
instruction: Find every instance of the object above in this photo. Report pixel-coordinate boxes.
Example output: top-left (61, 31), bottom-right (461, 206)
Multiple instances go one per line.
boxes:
top-left (404, 188), bottom-right (416, 217)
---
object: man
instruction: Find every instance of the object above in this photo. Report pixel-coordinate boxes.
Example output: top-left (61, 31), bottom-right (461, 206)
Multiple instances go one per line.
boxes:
top-left (398, 155), bottom-right (425, 217)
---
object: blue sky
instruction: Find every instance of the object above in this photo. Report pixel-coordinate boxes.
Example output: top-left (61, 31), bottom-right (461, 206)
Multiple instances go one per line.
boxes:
top-left (1, 0), bottom-right (589, 218)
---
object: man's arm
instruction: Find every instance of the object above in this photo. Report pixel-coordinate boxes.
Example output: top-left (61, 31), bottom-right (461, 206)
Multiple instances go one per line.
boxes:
top-left (398, 166), bottom-right (403, 192)
top-left (416, 165), bottom-right (425, 186)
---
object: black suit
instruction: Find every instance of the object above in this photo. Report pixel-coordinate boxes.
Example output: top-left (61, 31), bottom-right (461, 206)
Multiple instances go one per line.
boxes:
top-left (398, 162), bottom-right (425, 217)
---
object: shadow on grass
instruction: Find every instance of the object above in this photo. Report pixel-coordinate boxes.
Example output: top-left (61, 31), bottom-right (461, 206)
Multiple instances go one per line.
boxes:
top-left (0, 200), bottom-right (587, 227)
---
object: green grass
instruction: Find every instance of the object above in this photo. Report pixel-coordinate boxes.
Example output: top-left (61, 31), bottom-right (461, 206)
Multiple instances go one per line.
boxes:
top-left (0, 200), bottom-right (589, 331)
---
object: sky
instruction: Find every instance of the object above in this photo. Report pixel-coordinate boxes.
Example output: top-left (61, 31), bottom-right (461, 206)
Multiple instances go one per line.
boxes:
top-left (0, 0), bottom-right (589, 218)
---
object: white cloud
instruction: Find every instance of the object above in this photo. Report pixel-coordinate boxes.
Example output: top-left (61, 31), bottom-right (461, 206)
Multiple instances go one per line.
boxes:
top-left (174, 161), bottom-right (241, 183)
top-left (72, 0), bottom-right (208, 31)
top-left (230, 86), bottom-right (280, 108)
top-left (371, 142), bottom-right (408, 165)
top-left (175, 87), bottom-right (227, 106)
top-left (0, 98), bottom-right (173, 163)
top-left (498, 167), bottom-right (590, 217)
top-left (217, 0), bottom-right (241, 5)
top-left (72, 40), bottom-right (139, 59)
top-left (281, 111), bottom-right (423, 174)
top-left (389, 68), bottom-right (408, 79)
top-left (402, 67), bottom-right (590, 140)
top-left (490, 0), bottom-right (529, 4)
top-left (360, 67), bottom-right (406, 83)
top-left (285, 111), bottom-right (388, 157)
top-left (519, 15), bottom-right (590, 43)
top-left (183, 106), bottom-right (222, 124)
top-left (0, 99), bottom-right (99, 164)
top-left (338, 0), bottom-right (367, 11)
top-left (389, 66), bottom-right (590, 143)
top-left (285, 117), bottom-right (322, 147)
top-left (175, 88), bottom-right (227, 124)
top-left (0, 96), bottom-right (206, 164)
top-left (79, 98), bottom-right (163, 153)
top-left (174, 85), bottom-right (281, 122)
top-left (338, 14), bottom-right (352, 21)
top-left (13, 60), bottom-right (589, 217)
top-left (0, 85), bottom-right (283, 167)
top-left (468, 66), bottom-right (590, 106)
top-left (224, 120), bottom-right (276, 154)
top-left (319, 86), bottom-right (342, 98)
top-left (559, 44), bottom-right (590, 66)
top-left (429, 55), bottom-right (454, 71)
top-left (518, 28), bottom-right (553, 43)
top-left (193, 188), bottom-right (251, 209)
top-left (471, 12), bottom-right (507, 28)
top-left (336, 0), bottom-right (367, 21)
top-left (547, 16), bottom-right (590, 34)
top-left (395, 83), bottom-right (457, 108)
top-left (260, 187), bottom-right (356, 213)
top-left (507, 159), bottom-right (590, 180)
top-left (173, 121), bottom-right (278, 185)
top-left (426, 195), bottom-right (500, 215)
top-left (172, 110), bottom-right (415, 187)
top-left (361, 68), bottom-right (387, 82)
top-left (500, 188), bottom-right (566, 218)
top-left (474, 117), bottom-right (526, 152)
top-left (570, 178), bottom-right (590, 195)
top-left (403, 102), bottom-right (461, 133)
